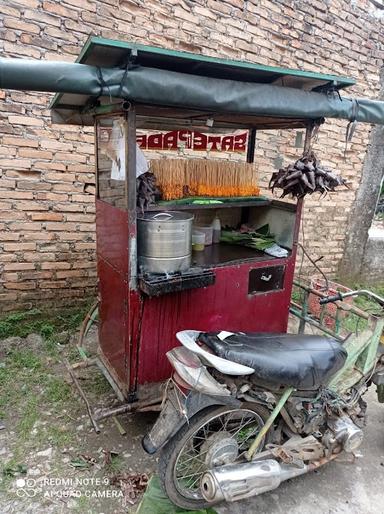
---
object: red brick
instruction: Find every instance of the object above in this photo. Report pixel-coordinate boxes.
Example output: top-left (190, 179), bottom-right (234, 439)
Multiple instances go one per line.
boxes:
top-left (26, 232), bottom-right (55, 241)
top-left (0, 233), bottom-right (20, 241)
top-left (36, 192), bottom-right (69, 202)
top-left (66, 213), bottom-right (94, 223)
top-left (53, 203), bottom-right (84, 213)
top-left (56, 269), bottom-right (86, 279)
top-left (41, 262), bottom-right (71, 270)
top-left (71, 194), bottom-right (95, 203)
top-left (4, 282), bottom-right (37, 290)
top-left (8, 116), bottom-right (44, 127)
top-left (0, 191), bottom-right (34, 200)
top-left (33, 161), bottom-right (67, 171)
top-left (4, 262), bottom-right (35, 271)
top-left (45, 172), bottom-right (75, 182)
top-left (19, 148), bottom-right (53, 159)
top-left (17, 201), bottom-right (49, 211)
top-left (24, 252), bottom-right (55, 262)
top-left (46, 222), bottom-right (77, 231)
top-left (31, 212), bottom-right (64, 221)
top-left (1, 210), bottom-right (27, 221)
top-left (3, 19), bottom-right (40, 34)
top-left (3, 242), bottom-right (37, 251)
top-left (39, 280), bottom-right (67, 289)
top-left (10, 222), bottom-right (42, 231)
top-left (2, 136), bottom-right (39, 148)
top-left (0, 158), bottom-right (32, 169)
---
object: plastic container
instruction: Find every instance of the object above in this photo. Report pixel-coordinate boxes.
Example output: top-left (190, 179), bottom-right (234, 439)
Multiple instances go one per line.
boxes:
top-left (194, 225), bottom-right (213, 245)
top-left (212, 215), bottom-right (221, 244)
top-left (192, 231), bottom-right (205, 252)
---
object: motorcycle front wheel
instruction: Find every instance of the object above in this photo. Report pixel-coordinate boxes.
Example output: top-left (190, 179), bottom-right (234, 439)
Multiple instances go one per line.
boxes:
top-left (158, 403), bottom-right (272, 510)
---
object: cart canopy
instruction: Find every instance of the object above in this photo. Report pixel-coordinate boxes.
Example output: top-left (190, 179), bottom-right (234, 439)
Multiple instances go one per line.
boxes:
top-left (0, 36), bottom-right (383, 128)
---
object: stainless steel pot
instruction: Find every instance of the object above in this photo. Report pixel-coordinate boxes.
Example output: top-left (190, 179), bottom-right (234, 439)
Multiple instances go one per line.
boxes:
top-left (137, 211), bottom-right (193, 274)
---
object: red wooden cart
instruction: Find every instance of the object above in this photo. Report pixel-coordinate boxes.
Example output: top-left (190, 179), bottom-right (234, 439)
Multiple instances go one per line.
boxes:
top-left (46, 37), bottom-right (357, 408)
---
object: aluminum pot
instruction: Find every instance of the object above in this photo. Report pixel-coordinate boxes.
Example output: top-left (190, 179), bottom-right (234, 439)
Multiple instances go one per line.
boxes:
top-left (137, 211), bottom-right (193, 274)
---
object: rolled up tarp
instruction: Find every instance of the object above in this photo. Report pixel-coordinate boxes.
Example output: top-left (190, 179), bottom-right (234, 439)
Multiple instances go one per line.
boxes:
top-left (0, 57), bottom-right (384, 125)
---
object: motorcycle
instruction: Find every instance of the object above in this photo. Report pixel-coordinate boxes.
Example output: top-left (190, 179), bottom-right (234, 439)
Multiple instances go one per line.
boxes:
top-left (142, 289), bottom-right (384, 510)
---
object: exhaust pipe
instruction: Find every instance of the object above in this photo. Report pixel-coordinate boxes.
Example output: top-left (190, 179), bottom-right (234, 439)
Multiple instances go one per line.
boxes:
top-left (201, 459), bottom-right (308, 503)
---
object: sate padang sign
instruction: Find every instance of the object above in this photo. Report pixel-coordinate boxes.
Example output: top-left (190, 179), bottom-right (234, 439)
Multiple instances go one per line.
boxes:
top-left (136, 130), bottom-right (248, 153)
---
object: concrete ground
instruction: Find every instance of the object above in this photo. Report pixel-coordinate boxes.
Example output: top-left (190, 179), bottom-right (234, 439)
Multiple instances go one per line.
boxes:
top-left (218, 389), bottom-right (384, 514)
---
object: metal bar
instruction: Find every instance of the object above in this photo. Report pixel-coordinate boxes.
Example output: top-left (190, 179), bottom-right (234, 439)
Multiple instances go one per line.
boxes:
top-left (289, 307), bottom-right (344, 341)
top-left (363, 317), bottom-right (384, 374)
top-left (319, 301), bottom-right (326, 326)
top-left (246, 387), bottom-right (294, 460)
top-left (293, 280), bottom-right (370, 320)
top-left (127, 107), bottom-right (137, 290)
top-left (94, 117), bottom-right (99, 199)
top-left (334, 306), bottom-right (341, 335)
top-left (298, 289), bottom-right (308, 334)
top-left (246, 128), bottom-right (256, 163)
top-left (93, 396), bottom-right (163, 421)
top-left (64, 359), bottom-right (100, 434)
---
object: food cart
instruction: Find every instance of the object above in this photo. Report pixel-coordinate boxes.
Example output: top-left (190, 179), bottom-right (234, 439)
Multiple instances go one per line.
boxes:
top-left (2, 36), bottom-right (384, 412)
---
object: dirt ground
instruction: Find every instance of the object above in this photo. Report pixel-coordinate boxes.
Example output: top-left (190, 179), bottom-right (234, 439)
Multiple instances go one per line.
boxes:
top-left (1, 323), bottom-right (384, 514)
top-left (0, 327), bottom-right (158, 514)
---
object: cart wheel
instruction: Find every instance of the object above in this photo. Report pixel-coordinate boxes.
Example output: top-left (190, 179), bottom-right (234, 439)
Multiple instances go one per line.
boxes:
top-left (158, 403), bottom-right (272, 510)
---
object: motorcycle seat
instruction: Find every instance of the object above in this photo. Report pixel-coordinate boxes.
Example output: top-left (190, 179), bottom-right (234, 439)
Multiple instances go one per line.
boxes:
top-left (198, 332), bottom-right (347, 390)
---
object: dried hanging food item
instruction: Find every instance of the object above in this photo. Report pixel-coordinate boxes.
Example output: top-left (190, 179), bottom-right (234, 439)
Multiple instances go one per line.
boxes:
top-left (269, 151), bottom-right (348, 198)
top-left (150, 159), bottom-right (260, 200)
top-left (137, 171), bottom-right (161, 211)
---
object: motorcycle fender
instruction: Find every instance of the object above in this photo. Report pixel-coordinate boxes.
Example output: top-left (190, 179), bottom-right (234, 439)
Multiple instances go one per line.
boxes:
top-left (142, 386), bottom-right (240, 454)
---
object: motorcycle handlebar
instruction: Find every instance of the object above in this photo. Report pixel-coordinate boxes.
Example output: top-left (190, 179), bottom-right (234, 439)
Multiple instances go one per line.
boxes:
top-left (319, 293), bottom-right (343, 305)
top-left (319, 289), bottom-right (384, 307)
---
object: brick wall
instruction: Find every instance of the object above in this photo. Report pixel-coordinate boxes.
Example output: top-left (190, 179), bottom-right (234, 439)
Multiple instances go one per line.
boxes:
top-left (1, 0), bottom-right (384, 312)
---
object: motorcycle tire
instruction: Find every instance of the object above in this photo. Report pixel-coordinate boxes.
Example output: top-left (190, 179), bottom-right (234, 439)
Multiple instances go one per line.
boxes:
top-left (158, 402), bottom-right (272, 510)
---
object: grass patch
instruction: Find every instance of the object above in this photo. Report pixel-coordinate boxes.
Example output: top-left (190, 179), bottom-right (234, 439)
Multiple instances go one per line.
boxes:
top-left (0, 304), bottom-right (91, 430)
top-left (0, 304), bottom-right (93, 340)
top-left (0, 455), bottom-right (27, 492)
top-left (105, 454), bottom-right (126, 474)
top-left (44, 376), bottom-right (73, 405)
top-left (17, 395), bottom-right (39, 440)
top-left (44, 425), bottom-right (74, 448)
top-left (82, 372), bottom-right (111, 396)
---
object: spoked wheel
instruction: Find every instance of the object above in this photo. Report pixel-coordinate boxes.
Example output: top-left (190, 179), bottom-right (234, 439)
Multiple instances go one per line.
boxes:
top-left (159, 403), bottom-right (271, 510)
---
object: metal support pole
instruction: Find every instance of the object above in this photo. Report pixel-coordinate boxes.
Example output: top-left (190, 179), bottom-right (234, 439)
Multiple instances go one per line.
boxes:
top-left (303, 122), bottom-right (314, 153)
top-left (126, 107), bottom-right (137, 290)
top-left (246, 128), bottom-right (257, 163)
top-left (246, 387), bottom-right (294, 460)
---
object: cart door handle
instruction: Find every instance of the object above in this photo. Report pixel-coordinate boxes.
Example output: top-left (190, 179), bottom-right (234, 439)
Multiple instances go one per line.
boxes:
top-left (261, 274), bottom-right (272, 282)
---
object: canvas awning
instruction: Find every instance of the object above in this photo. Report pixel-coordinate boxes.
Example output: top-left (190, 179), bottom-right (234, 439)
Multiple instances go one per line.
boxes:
top-left (0, 36), bottom-right (383, 129)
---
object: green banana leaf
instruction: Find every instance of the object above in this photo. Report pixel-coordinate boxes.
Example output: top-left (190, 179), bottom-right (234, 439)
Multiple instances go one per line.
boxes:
top-left (220, 227), bottom-right (275, 251)
top-left (136, 475), bottom-right (217, 514)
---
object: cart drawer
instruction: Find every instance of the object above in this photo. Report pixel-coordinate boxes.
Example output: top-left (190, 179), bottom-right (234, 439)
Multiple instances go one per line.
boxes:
top-left (248, 265), bottom-right (285, 294)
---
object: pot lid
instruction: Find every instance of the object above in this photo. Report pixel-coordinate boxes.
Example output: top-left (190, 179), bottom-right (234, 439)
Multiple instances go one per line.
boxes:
top-left (138, 211), bottom-right (194, 222)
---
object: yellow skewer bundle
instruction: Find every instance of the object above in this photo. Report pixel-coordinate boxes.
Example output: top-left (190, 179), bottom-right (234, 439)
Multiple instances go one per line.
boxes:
top-left (150, 159), bottom-right (260, 200)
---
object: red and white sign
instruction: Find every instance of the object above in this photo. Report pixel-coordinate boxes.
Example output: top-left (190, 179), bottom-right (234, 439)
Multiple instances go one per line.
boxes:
top-left (136, 130), bottom-right (248, 153)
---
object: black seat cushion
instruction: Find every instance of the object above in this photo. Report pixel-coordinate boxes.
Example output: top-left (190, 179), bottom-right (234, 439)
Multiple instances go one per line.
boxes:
top-left (198, 332), bottom-right (347, 390)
